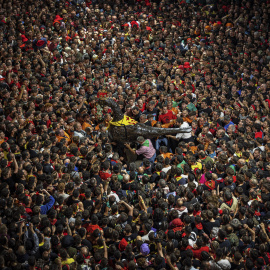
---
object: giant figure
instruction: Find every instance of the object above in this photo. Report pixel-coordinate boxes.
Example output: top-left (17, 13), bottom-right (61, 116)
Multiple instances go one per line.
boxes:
top-left (98, 98), bottom-right (191, 143)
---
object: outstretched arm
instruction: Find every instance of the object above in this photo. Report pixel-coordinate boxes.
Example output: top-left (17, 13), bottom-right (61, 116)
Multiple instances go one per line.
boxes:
top-left (166, 135), bottom-right (178, 141)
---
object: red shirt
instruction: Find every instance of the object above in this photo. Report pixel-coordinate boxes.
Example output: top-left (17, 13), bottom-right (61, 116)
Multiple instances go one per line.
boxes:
top-left (84, 224), bottom-right (103, 234)
top-left (255, 130), bottom-right (263, 139)
top-left (158, 110), bottom-right (176, 124)
top-left (99, 170), bottom-right (112, 180)
top-left (138, 103), bottom-right (146, 112)
top-left (192, 246), bottom-right (210, 260)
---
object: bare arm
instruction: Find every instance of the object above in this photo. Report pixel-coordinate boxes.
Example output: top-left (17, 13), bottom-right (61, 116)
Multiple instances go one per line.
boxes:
top-left (85, 33), bottom-right (90, 45)
top-left (233, 200), bottom-right (239, 218)
top-left (243, 224), bottom-right (255, 242)
top-left (125, 49), bottom-right (130, 58)
top-left (119, 200), bottom-right (133, 216)
top-left (19, 221), bottom-right (25, 242)
top-left (259, 94), bottom-right (269, 112)
top-left (260, 223), bottom-right (270, 242)
top-left (157, 242), bottom-right (164, 258)
top-left (234, 14), bottom-right (243, 25)
top-left (166, 135), bottom-right (178, 141)
top-left (138, 195), bottom-right (147, 213)
top-left (12, 153), bottom-right (18, 174)
top-left (66, 218), bottom-right (72, 236)
top-left (124, 143), bottom-right (136, 155)
top-left (102, 236), bottom-right (108, 259)
top-left (38, 9), bottom-right (45, 19)
top-left (104, 205), bottom-right (109, 217)
top-left (41, 189), bottom-right (50, 197)
top-left (77, 98), bottom-right (85, 112)
top-left (221, 14), bottom-right (230, 21)
top-left (37, 54), bottom-right (46, 68)
top-left (166, 255), bottom-right (177, 270)
top-left (6, 70), bottom-right (12, 84)
top-left (103, 179), bottom-right (110, 194)
top-left (17, 86), bottom-right (25, 101)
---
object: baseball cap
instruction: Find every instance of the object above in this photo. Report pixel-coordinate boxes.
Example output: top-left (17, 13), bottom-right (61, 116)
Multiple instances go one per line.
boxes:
top-left (230, 218), bottom-right (242, 228)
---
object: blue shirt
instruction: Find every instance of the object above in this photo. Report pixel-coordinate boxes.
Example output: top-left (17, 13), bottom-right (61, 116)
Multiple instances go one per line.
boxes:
top-left (224, 121), bottom-right (234, 131)
top-left (40, 196), bottom-right (55, 215)
top-left (209, 151), bottom-right (216, 159)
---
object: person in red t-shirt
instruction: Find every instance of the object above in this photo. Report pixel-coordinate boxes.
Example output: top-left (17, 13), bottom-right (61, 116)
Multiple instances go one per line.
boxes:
top-left (253, 123), bottom-right (263, 139)
top-left (99, 160), bottom-right (112, 180)
top-left (158, 105), bottom-right (177, 124)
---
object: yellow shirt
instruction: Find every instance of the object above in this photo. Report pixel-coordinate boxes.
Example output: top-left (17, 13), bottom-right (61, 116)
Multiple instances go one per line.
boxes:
top-left (61, 258), bottom-right (75, 266)
top-left (235, 152), bottom-right (242, 157)
top-left (191, 162), bottom-right (202, 171)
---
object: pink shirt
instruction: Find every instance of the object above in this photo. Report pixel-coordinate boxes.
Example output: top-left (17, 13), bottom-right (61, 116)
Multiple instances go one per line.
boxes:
top-left (199, 170), bottom-right (212, 184)
top-left (136, 139), bottom-right (156, 159)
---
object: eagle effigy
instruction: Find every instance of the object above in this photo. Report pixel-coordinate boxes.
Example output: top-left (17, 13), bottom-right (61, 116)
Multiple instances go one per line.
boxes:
top-left (98, 98), bottom-right (191, 143)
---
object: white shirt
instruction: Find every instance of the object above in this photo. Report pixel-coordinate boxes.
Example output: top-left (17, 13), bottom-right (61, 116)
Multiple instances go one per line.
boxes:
top-left (171, 207), bottom-right (188, 218)
top-left (188, 232), bottom-right (197, 247)
top-left (184, 181), bottom-right (198, 188)
top-left (109, 191), bottom-right (120, 202)
top-left (176, 122), bottom-right (192, 140)
top-left (252, 146), bottom-right (265, 153)
top-left (74, 130), bottom-right (86, 139)
top-left (162, 166), bottom-right (171, 173)
top-left (209, 259), bottom-right (231, 270)
top-left (181, 173), bottom-right (188, 179)
top-left (141, 230), bottom-right (154, 242)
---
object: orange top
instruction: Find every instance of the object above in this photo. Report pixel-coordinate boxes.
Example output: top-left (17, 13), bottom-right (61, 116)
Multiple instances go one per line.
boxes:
top-left (151, 120), bottom-right (157, 127)
top-left (161, 152), bottom-right (174, 160)
top-left (94, 120), bottom-right (110, 131)
top-left (82, 121), bottom-right (92, 131)
top-left (183, 116), bottom-right (193, 124)
top-left (56, 131), bottom-right (71, 144)
top-left (171, 107), bottom-right (179, 116)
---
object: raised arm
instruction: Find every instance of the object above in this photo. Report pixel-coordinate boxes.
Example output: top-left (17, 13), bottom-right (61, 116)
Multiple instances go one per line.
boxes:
top-left (138, 195), bottom-right (147, 213)
top-left (260, 223), bottom-right (270, 242)
top-left (243, 224), bottom-right (256, 242)
top-left (119, 200), bottom-right (134, 216)
top-left (157, 242), bottom-right (164, 258)
top-left (101, 235), bottom-right (108, 259)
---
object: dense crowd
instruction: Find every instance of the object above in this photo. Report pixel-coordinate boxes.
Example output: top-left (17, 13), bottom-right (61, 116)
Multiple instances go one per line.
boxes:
top-left (0, 0), bottom-right (270, 269)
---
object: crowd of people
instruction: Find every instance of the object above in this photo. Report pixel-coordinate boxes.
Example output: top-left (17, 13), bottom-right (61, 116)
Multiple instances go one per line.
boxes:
top-left (0, 0), bottom-right (270, 269)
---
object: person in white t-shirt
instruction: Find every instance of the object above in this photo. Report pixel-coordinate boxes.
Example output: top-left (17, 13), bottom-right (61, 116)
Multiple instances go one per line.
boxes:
top-left (167, 117), bottom-right (192, 143)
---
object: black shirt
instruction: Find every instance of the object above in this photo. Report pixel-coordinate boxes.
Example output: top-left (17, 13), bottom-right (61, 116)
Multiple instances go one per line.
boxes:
top-left (219, 239), bottom-right (231, 250)
top-left (199, 107), bottom-right (212, 117)
top-left (202, 220), bottom-right (220, 236)
top-left (66, 196), bottom-right (80, 207)
top-left (83, 199), bottom-right (94, 210)
top-left (3, 176), bottom-right (16, 193)
top-left (143, 108), bottom-right (159, 120)
top-left (231, 262), bottom-right (245, 270)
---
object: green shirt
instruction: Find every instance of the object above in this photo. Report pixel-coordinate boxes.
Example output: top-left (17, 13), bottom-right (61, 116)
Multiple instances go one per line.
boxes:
top-left (187, 102), bottom-right (197, 112)
top-left (201, 156), bottom-right (214, 166)
top-left (172, 101), bottom-right (179, 108)
top-left (177, 160), bottom-right (186, 173)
